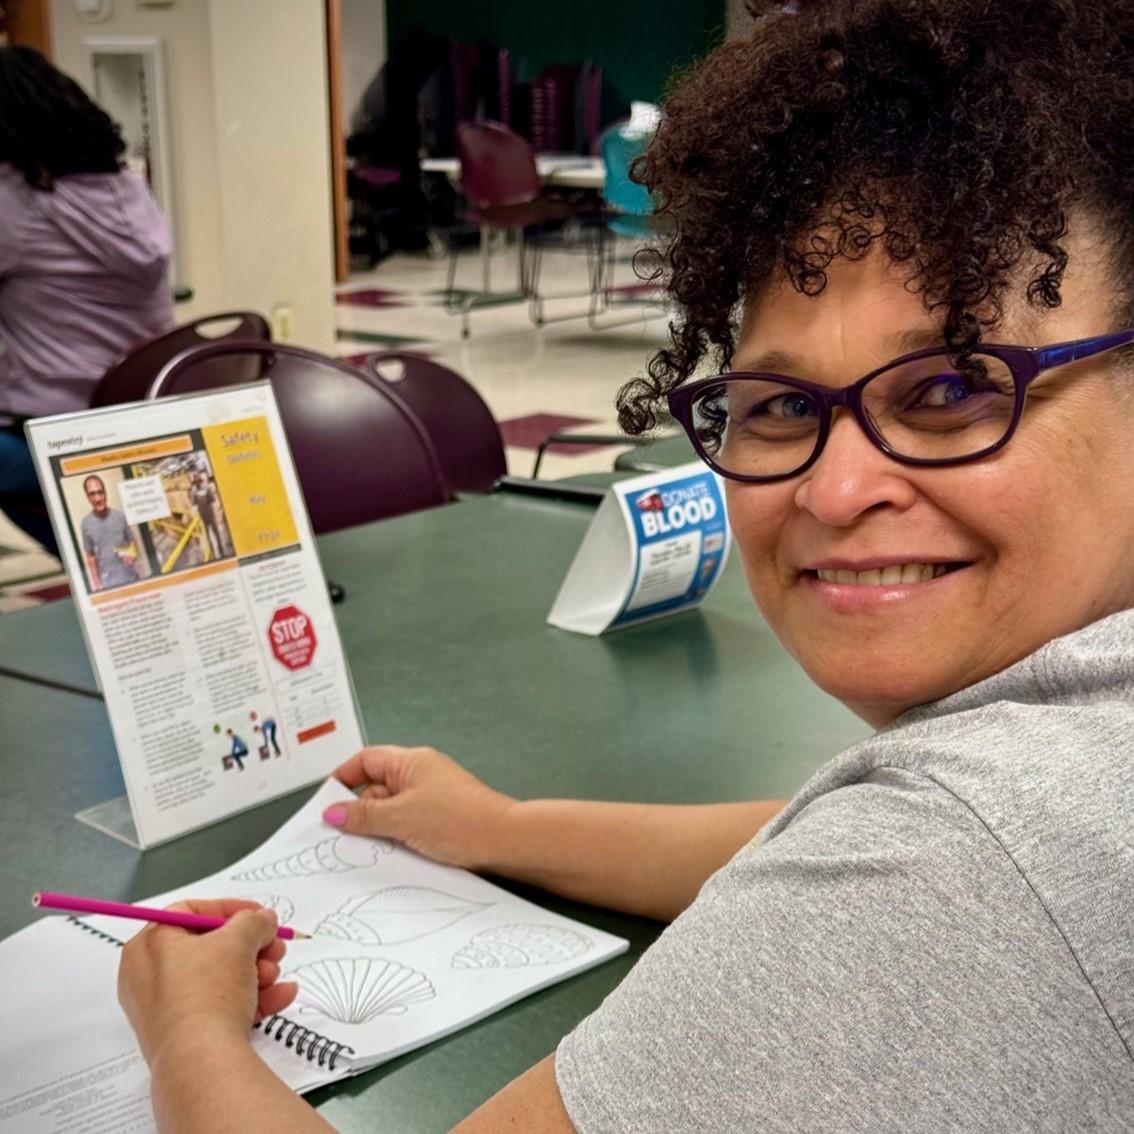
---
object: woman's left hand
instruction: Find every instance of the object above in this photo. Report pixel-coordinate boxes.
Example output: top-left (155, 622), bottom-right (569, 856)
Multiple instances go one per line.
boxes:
top-left (118, 898), bottom-right (298, 1067)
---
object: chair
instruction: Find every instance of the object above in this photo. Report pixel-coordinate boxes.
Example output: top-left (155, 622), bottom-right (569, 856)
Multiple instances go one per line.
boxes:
top-left (346, 163), bottom-right (404, 267)
top-left (148, 342), bottom-right (450, 534)
top-left (445, 120), bottom-right (583, 337)
top-left (588, 126), bottom-right (669, 330)
top-left (364, 351), bottom-right (507, 495)
top-left (91, 311), bottom-right (271, 407)
top-left (530, 429), bottom-right (672, 478)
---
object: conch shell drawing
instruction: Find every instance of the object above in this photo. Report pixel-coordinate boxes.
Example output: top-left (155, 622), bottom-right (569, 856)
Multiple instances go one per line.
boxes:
top-left (231, 835), bottom-right (394, 881)
top-left (314, 886), bottom-right (490, 944)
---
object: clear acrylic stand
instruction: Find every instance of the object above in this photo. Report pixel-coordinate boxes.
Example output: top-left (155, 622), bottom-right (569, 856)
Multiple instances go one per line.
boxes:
top-left (75, 796), bottom-right (141, 849)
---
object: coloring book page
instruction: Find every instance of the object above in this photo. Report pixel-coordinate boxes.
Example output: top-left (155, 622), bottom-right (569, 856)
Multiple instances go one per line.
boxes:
top-left (79, 779), bottom-right (629, 1073)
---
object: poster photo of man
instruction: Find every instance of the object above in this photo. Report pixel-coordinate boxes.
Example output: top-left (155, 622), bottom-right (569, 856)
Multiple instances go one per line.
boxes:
top-left (59, 469), bottom-right (151, 594)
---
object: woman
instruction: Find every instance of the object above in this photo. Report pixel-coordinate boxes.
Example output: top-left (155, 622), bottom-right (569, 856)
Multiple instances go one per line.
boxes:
top-left (0, 46), bottom-right (173, 551)
top-left (119, 1), bottom-right (1134, 1130)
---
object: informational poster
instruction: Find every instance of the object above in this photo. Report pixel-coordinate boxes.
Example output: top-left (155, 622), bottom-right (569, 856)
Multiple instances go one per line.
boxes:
top-left (547, 462), bottom-right (730, 636)
top-left (26, 384), bottom-right (365, 848)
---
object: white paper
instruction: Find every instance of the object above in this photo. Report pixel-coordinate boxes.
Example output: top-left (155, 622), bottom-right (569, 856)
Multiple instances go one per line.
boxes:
top-left (0, 920), bottom-right (154, 1133)
top-left (25, 385), bottom-right (365, 847)
top-left (86, 780), bottom-right (629, 1074)
top-left (0, 783), bottom-right (628, 1130)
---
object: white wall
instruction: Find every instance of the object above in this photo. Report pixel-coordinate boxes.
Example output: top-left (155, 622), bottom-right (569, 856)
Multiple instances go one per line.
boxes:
top-left (340, 0), bottom-right (385, 131)
top-left (207, 0), bottom-right (336, 351)
top-left (51, 0), bottom-right (336, 353)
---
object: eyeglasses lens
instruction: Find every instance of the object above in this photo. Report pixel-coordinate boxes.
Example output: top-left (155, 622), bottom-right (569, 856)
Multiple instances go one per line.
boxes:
top-left (691, 378), bottom-right (822, 479)
top-left (862, 352), bottom-right (1017, 460)
top-left (689, 351), bottom-right (1019, 478)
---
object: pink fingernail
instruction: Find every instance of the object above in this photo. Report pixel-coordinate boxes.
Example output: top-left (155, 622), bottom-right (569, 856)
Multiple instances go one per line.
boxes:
top-left (323, 804), bottom-right (347, 828)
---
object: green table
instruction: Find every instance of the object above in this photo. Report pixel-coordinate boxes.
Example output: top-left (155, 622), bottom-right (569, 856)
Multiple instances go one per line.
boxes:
top-left (0, 491), bottom-right (869, 1131)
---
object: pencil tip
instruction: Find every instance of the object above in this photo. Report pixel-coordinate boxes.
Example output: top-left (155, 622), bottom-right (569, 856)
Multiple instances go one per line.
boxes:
top-left (292, 930), bottom-right (312, 939)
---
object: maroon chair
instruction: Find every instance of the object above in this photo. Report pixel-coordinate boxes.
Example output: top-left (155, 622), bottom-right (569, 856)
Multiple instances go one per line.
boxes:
top-left (91, 311), bottom-right (271, 408)
top-left (148, 342), bottom-right (450, 534)
top-left (364, 351), bottom-right (507, 494)
top-left (446, 120), bottom-right (581, 336)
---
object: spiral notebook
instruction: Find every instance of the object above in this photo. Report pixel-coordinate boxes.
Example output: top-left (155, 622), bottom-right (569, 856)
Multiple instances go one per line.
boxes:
top-left (0, 780), bottom-right (628, 1133)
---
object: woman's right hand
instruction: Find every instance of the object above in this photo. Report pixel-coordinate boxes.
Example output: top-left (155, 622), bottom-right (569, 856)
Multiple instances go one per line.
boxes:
top-left (323, 745), bottom-right (516, 870)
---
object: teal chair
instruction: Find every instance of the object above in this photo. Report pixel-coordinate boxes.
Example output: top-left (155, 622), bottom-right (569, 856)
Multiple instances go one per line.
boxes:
top-left (589, 126), bottom-right (667, 328)
top-left (601, 126), bottom-right (653, 232)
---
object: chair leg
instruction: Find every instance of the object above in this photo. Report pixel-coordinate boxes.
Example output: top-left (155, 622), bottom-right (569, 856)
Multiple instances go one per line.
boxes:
top-left (442, 231), bottom-right (478, 333)
top-left (580, 228), bottom-right (669, 331)
top-left (480, 225), bottom-right (491, 293)
top-left (526, 238), bottom-right (547, 327)
top-left (532, 439), bottom-right (549, 478)
top-left (587, 230), bottom-right (609, 328)
top-left (444, 224), bottom-right (532, 337)
top-left (444, 240), bottom-right (460, 312)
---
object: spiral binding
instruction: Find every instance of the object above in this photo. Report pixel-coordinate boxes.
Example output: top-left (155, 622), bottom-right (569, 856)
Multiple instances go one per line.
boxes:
top-left (65, 915), bottom-right (126, 948)
top-left (257, 1013), bottom-right (355, 1071)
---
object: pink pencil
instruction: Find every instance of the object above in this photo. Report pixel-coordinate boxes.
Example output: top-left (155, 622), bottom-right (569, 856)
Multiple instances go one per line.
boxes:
top-left (32, 891), bottom-right (310, 940)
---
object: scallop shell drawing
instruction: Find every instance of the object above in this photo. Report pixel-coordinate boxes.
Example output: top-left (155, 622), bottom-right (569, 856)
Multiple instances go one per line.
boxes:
top-left (248, 894), bottom-right (295, 924)
top-left (231, 836), bottom-right (394, 881)
top-left (451, 924), bottom-right (592, 969)
top-left (286, 957), bottom-right (435, 1024)
top-left (314, 886), bottom-right (490, 945)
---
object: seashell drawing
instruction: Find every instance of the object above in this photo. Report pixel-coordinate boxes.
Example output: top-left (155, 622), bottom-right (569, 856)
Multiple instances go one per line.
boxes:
top-left (314, 886), bottom-right (490, 945)
top-left (452, 924), bottom-right (592, 970)
top-left (248, 894), bottom-right (295, 924)
top-left (231, 835), bottom-right (394, 881)
top-left (285, 957), bottom-right (435, 1024)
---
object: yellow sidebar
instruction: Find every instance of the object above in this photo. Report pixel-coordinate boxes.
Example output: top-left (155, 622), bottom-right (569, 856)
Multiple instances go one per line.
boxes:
top-left (201, 417), bottom-right (300, 557)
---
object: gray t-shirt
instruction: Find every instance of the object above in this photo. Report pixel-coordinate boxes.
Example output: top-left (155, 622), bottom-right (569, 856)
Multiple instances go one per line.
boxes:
top-left (80, 508), bottom-right (139, 589)
top-left (557, 608), bottom-right (1134, 1132)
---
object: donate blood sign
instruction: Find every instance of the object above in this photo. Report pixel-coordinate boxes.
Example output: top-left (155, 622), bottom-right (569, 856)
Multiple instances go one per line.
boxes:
top-left (612, 469), bottom-right (729, 627)
top-left (268, 604), bottom-right (317, 671)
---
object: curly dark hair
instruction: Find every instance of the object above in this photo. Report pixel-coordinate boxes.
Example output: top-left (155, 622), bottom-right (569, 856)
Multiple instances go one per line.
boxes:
top-left (617, 0), bottom-right (1134, 432)
top-left (0, 46), bottom-right (125, 189)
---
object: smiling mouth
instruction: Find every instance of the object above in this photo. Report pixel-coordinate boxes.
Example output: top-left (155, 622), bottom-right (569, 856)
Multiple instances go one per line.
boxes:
top-left (805, 562), bottom-right (971, 586)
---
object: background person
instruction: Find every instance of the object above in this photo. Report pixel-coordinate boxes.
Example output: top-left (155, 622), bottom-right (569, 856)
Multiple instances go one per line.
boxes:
top-left (118, 1), bottom-right (1134, 1130)
top-left (188, 470), bottom-right (226, 560)
top-left (80, 474), bottom-right (139, 592)
top-left (0, 46), bottom-right (173, 553)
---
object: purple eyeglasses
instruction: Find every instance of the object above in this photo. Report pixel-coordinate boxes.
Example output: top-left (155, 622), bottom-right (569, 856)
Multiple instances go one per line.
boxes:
top-left (667, 329), bottom-right (1134, 483)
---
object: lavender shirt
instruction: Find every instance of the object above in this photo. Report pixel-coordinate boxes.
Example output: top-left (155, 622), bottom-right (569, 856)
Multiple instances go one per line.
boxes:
top-left (0, 165), bottom-right (174, 418)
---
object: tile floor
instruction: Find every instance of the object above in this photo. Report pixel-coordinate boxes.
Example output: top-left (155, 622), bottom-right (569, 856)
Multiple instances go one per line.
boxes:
top-left (0, 240), bottom-right (672, 612)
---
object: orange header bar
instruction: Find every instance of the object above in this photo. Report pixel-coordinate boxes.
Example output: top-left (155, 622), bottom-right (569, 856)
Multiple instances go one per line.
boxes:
top-left (60, 436), bottom-right (193, 476)
top-left (90, 558), bottom-right (236, 606)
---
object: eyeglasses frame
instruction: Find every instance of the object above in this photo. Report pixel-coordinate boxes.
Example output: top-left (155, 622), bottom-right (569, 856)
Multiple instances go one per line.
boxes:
top-left (666, 328), bottom-right (1134, 483)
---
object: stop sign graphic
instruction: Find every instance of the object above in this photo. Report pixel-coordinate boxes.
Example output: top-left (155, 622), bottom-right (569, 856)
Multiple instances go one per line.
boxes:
top-left (268, 605), bottom-right (317, 671)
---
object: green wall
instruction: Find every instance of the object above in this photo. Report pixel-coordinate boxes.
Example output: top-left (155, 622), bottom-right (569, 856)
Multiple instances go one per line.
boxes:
top-left (387, 0), bottom-right (724, 118)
